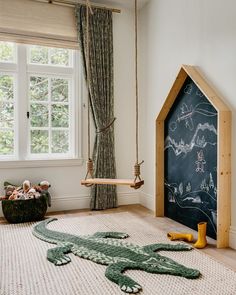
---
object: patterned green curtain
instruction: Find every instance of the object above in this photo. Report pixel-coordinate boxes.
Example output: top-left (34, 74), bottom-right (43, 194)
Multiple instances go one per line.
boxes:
top-left (75, 5), bottom-right (117, 209)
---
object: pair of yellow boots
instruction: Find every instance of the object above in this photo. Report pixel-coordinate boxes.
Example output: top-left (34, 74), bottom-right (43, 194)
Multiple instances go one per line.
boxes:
top-left (167, 222), bottom-right (207, 249)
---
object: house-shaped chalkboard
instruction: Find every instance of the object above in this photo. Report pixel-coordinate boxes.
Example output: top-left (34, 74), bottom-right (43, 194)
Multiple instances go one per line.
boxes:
top-left (156, 65), bottom-right (231, 248)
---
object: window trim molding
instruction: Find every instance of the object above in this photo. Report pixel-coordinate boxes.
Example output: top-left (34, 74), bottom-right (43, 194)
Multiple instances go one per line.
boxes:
top-left (0, 158), bottom-right (83, 169)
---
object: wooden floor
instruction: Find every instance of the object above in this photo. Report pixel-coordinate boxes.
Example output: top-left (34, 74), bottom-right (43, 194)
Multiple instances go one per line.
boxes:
top-left (1, 204), bottom-right (236, 271)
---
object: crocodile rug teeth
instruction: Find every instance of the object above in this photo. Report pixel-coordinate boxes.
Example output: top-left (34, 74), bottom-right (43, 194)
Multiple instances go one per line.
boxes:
top-left (1, 212), bottom-right (236, 295)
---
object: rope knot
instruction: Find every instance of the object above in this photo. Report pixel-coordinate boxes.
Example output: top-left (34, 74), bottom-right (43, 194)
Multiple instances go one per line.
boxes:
top-left (84, 158), bottom-right (94, 187)
top-left (86, 158), bottom-right (94, 175)
top-left (134, 160), bottom-right (144, 177)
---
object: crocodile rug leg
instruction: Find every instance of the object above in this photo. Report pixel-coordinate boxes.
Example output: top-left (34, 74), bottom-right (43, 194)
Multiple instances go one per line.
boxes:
top-left (47, 243), bottom-right (72, 266)
top-left (142, 243), bottom-right (192, 253)
top-left (105, 262), bottom-right (142, 294)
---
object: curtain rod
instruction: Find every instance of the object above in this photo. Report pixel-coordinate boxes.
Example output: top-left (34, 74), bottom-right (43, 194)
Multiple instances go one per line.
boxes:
top-left (32, 0), bottom-right (121, 13)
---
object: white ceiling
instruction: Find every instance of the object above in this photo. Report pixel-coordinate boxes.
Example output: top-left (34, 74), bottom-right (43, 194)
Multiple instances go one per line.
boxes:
top-left (90, 0), bottom-right (149, 10)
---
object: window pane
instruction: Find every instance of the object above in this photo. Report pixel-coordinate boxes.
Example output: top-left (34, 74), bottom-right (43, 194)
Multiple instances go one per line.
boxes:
top-left (0, 42), bottom-right (14, 62)
top-left (30, 76), bottom-right (48, 101)
top-left (0, 102), bottom-right (14, 128)
top-left (31, 130), bottom-right (49, 153)
top-left (0, 75), bottom-right (14, 101)
top-left (52, 130), bottom-right (69, 153)
top-left (50, 48), bottom-right (69, 66)
top-left (30, 45), bottom-right (48, 64)
top-left (51, 78), bottom-right (68, 102)
top-left (51, 104), bottom-right (69, 127)
top-left (30, 104), bottom-right (48, 127)
top-left (0, 130), bottom-right (14, 155)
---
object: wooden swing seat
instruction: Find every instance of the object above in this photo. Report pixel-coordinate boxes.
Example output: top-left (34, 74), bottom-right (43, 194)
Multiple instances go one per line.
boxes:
top-left (81, 178), bottom-right (144, 189)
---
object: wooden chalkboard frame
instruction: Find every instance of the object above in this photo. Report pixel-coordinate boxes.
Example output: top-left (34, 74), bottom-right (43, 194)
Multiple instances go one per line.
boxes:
top-left (155, 65), bottom-right (231, 248)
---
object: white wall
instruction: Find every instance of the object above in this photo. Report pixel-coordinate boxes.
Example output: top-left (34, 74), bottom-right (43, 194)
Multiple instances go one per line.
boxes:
top-left (139, 0), bottom-right (236, 248)
top-left (0, 7), bottom-right (139, 216)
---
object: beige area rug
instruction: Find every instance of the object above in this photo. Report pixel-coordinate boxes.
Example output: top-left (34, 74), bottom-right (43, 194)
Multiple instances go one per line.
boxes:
top-left (1, 212), bottom-right (236, 295)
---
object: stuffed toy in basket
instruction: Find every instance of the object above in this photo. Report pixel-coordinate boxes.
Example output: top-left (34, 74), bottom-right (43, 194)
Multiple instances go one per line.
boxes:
top-left (0, 180), bottom-right (51, 223)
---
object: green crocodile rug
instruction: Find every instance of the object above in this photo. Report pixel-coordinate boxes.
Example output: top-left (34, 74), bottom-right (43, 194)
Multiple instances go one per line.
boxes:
top-left (33, 218), bottom-right (200, 293)
top-left (1, 212), bottom-right (236, 295)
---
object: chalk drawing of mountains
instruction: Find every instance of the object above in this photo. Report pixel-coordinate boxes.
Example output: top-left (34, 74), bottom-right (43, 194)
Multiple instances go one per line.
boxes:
top-left (182, 195), bottom-right (202, 203)
top-left (165, 123), bottom-right (217, 156)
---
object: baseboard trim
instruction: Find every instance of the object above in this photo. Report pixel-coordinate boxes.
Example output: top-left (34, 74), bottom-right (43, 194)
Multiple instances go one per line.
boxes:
top-left (47, 191), bottom-right (141, 212)
top-left (229, 226), bottom-right (236, 250)
top-left (139, 192), bottom-right (155, 211)
top-left (49, 191), bottom-right (140, 212)
top-left (0, 192), bottom-right (140, 217)
top-left (117, 191), bottom-right (140, 206)
top-left (49, 195), bottom-right (90, 212)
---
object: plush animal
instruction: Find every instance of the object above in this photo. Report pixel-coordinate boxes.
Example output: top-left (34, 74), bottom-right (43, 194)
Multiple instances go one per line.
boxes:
top-left (27, 188), bottom-right (41, 199)
top-left (9, 190), bottom-right (19, 200)
top-left (23, 180), bottom-right (31, 193)
top-left (39, 181), bottom-right (51, 191)
top-left (17, 192), bottom-right (26, 200)
top-left (5, 185), bottom-right (16, 197)
top-left (27, 188), bottom-right (36, 199)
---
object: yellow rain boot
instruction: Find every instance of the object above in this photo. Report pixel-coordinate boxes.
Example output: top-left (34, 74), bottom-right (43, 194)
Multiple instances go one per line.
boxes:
top-left (194, 222), bottom-right (207, 249)
top-left (167, 232), bottom-right (194, 242)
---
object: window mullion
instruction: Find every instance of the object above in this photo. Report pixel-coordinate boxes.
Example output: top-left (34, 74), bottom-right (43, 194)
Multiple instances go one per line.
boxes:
top-left (27, 65), bottom-right (73, 76)
top-left (17, 44), bottom-right (28, 160)
top-left (0, 63), bottom-right (17, 72)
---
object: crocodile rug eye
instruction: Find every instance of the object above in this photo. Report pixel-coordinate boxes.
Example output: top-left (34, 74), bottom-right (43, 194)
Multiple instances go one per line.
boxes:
top-left (33, 218), bottom-right (200, 294)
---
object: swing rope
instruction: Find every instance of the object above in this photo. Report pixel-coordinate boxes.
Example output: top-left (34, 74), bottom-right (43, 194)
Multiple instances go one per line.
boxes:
top-left (83, 0), bottom-right (143, 188)
top-left (84, 0), bottom-right (94, 185)
top-left (133, 0), bottom-right (144, 184)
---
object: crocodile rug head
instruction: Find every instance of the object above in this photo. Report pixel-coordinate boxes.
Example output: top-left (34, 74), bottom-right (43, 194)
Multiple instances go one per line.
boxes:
top-left (1, 212), bottom-right (236, 295)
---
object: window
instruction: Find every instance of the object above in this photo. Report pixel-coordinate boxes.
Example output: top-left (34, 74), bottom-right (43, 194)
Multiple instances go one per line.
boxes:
top-left (0, 42), bottom-right (81, 165)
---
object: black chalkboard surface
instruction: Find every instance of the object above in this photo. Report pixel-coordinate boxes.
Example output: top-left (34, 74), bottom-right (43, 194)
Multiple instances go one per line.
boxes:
top-left (164, 77), bottom-right (217, 239)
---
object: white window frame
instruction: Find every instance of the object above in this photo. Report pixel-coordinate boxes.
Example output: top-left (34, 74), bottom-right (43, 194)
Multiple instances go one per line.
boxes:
top-left (0, 43), bottom-right (83, 168)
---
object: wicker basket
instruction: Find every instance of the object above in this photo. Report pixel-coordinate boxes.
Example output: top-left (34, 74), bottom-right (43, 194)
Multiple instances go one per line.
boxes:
top-left (2, 192), bottom-right (50, 223)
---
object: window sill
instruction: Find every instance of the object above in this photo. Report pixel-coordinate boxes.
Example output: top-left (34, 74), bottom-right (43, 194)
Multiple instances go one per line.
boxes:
top-left (0, 158), bottom-right (83, 169)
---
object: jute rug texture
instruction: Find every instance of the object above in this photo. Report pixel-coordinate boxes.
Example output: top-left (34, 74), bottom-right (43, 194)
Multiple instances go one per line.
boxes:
top-left (0, 212), bottom-right (236, 295)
